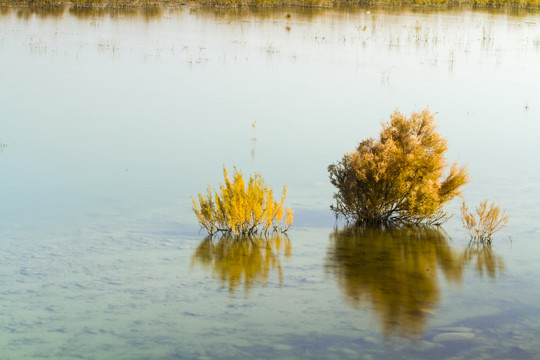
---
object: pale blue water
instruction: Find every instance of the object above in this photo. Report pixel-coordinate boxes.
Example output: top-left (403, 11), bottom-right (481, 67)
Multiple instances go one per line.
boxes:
top-left (1, 5), bottom-right (540, 359)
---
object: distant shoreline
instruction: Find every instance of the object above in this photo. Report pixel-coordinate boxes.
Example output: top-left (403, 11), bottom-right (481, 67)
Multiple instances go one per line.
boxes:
top-left (0, 0), bottom-right (538, 10)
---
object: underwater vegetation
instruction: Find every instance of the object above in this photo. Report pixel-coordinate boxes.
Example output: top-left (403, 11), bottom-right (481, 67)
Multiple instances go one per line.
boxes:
top-left (192, 166), bottom-right (293, 236)
top-left (328, 108), bottom-right (469, 227)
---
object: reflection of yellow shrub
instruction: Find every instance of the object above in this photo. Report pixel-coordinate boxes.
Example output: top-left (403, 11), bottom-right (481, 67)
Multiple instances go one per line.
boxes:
top-left (461, 201), bottom-right (509, 243)
top-left (191, 234), bottom-right (291, 293)
top-left (192, 166), bottom-right (293, 236)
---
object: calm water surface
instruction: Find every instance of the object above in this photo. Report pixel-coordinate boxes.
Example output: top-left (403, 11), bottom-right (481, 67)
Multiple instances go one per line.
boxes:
top-left (1, 5), bottom-right (540, 359)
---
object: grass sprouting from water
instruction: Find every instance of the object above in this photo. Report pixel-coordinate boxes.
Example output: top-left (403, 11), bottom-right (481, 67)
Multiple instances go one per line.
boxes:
top-left (461, 200), bottom-right (510, 243)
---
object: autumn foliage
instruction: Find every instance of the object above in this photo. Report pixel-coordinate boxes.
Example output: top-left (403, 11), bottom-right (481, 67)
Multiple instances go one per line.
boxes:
top-left (328, 109), bottom-right (469, 226)
top-left (461, 201), bottom-right (509, 243)
top-left (192, 167), bottom-right (293, 236)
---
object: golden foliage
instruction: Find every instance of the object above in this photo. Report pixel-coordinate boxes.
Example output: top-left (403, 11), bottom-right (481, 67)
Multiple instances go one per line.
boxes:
top-left (328, 108), bottom-right (469, 226)
top-left (191, 233), bottom-right (291, 293)
top-left (461, 200), bottom-right (509, 243)
top-left (192, 166), bottom-right (293, 236)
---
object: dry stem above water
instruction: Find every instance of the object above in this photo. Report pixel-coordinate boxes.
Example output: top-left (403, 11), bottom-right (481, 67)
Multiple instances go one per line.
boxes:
top-left (1, 0), bottom-right (539, 9)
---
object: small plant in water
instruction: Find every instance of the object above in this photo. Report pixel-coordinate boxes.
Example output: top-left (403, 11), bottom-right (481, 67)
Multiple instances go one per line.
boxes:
top-left (328, 108), bottom-right (469, 226)
top-left (461, 200), bottom-right (509, 243)
top-left (192, 166), bottom-right (293, 236)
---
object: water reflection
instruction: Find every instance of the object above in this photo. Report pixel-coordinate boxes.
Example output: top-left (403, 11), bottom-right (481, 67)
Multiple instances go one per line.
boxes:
top-left (191, 234), bottom-right (291, 294)
top-left (68, 6), bottom-right (162, 20)
top-left (190, 5), bottom-right (540, 22)
top-left (14, 5), bottom-right (66, 19)
top-left (2, 3), bottom-right (538, 24)
top-left (187, 5), bottom-right (330, 22)
top-left (250, 121), bottom-right (257, 160)
top-left (0, 4), bottom-right (163, 20)
top-left (461, 241), bottom-right (505, 278)
top-left (325, 226), bottom-right (464, 339)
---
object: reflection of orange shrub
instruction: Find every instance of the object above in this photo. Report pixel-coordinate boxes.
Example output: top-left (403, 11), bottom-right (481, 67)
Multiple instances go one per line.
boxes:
top-left (192, 166), bottom-right (293, 236)
top-left (326, 226), bottom-right (464, 339)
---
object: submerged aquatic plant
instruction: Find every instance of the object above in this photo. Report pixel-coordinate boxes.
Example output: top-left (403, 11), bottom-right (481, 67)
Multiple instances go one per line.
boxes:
top-left (461, 200), bottom-right (509, 243)
top-left (192, 166), bottom-right (293, 236)
top-left (328, 108), bottom-right (469, 226)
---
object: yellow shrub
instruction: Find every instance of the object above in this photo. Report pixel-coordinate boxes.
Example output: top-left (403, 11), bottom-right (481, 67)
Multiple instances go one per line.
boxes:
top-left (461, 200), bottom-right (509, 243)
top-left (192, 166), bottom-right (293, 236)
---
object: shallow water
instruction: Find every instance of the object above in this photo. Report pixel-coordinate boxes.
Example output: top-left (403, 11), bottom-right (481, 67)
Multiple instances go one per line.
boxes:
top-left (1, 5), bottom-right (540, 359)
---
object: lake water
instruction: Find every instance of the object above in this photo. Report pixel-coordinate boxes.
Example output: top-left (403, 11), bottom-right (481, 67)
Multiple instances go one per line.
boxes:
top-left (1, 5), bottom-right (540, 359)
